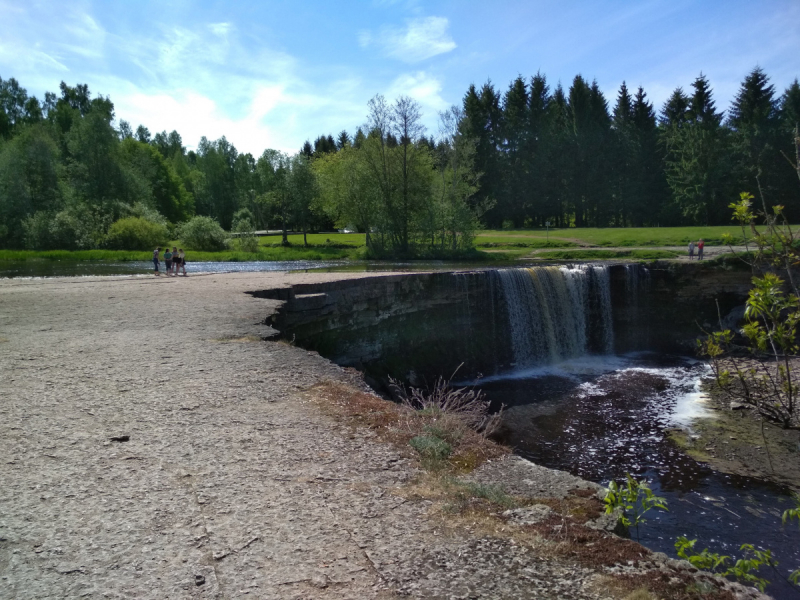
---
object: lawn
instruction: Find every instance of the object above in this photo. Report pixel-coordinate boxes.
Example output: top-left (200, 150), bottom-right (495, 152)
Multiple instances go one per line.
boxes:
top-left (475, 225), bottom-right (758, 248)
top-left (0, 225), bottom-right (761, 265)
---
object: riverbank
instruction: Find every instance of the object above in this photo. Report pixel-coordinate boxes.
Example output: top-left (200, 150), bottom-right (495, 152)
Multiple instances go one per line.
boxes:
top-left (0, 272), bottom-right (766, 599)
top-left (667, 380), bottom-right (800, 492)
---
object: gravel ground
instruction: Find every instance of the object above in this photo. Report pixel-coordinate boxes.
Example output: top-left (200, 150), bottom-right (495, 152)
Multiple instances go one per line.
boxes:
top-left (0, 271), bottom-right (616, 600)
top-left (0, 272), bottom-right (767, 600)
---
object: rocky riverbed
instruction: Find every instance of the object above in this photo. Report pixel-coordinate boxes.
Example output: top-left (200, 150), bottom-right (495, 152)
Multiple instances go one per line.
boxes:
top-left (0, 272), bottom-right (768, 599)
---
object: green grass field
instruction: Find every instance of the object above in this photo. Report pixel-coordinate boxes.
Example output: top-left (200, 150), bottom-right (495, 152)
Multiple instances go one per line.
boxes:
top-left (0, 225), bottom-right (760, 264)
top-left (475, 225), bottom-right (755, 248)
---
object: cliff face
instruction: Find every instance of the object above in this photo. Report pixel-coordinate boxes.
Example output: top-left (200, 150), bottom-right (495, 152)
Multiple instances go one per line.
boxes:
top-left (609, 262), bottom-right (753, 354)
top-left (253, 264), bottom-right (753, 385)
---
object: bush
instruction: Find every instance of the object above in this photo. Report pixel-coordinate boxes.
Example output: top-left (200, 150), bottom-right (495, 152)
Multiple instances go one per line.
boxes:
top-left (176, 216), bottom-right (229, 251)
top-left (23, 207), bottom-right (104, 250)
top-left (105, 217), bottom-right (170, 250)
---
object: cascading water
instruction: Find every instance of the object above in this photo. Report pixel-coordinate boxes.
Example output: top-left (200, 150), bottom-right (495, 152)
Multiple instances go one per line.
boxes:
top-left (493, 265), bottom-right (613, 367)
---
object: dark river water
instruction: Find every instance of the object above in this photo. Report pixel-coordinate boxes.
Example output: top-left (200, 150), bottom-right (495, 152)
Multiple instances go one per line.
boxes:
top-left (475, 353), bottom-right (800, 598)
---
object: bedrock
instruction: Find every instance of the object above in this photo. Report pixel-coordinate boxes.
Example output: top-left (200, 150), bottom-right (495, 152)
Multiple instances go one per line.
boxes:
top-left (254, 263), bottom-right (752, 385)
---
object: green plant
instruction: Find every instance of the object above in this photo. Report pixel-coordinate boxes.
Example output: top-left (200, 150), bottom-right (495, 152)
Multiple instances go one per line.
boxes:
top-left (176, 215), bottom-right (230, 251)
top-left (409, 434), bottom-right (452, 468)
top-left (603, 474), bottom-right (668, 541)
top-left (457, 482), bottom-right (515, 508)
top-left (783, 493), bottom-right (800, 585)
top-left (676, 537), bottom-right (777, 593)
top-left (701, 191), bottom-right (800, 431)
top-left (105, 216), bottom-right (170, 250)
top-left (675, 536), bottom-right (731, 571)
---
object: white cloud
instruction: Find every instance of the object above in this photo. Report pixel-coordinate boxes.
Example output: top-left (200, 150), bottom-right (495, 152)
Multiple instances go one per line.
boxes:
top-left (361, 16), bottom-right (457, 63)
top-left (383, 71), bottom-right (449, 134)
top-left (0, 4), bottom-right (454, 154)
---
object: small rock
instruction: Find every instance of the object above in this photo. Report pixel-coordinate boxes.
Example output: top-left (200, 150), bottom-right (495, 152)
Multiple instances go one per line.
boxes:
top-left (195, 574), bottom-right (205, 586)
top-left (109, 435), bottom-right (130, 443)
top-left (502, 504), bottom-right (553, 526)
top-left (310, 574), bottom-right (328, 589)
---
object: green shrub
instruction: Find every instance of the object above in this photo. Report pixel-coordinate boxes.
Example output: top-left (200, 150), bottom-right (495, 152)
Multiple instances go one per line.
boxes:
top-left (23, 208), bottom-right (104, 250)
top-left (409, 434), bottom-right (452, 465)
top-left (176, 216), bottom-right (230, 251)
top-left (105, 217), bottom-right (170, 250)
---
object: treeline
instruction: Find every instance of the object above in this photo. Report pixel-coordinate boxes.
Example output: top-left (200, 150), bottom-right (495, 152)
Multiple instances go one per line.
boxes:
top-left (455, 68), bottom-right (800, 228)
top-left (0, 77), bottom-right (479, 254)
top-left (1, 67), bottom-right (799, 253)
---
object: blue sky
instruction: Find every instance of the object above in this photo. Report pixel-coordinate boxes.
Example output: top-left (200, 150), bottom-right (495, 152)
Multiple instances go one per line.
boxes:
top-left (1, 0), bottom-right (798, 155)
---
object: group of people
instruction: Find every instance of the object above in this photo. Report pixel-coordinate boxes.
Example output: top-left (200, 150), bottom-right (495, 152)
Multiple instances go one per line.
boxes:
top-left (688, 239), bottom-right (705, 260)
top-left (152, 247), bottom-right (187, 276)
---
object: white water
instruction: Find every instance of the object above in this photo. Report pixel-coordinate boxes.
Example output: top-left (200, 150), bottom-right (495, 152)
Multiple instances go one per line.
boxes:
top-left (493, 265), bottom-right (613, 367)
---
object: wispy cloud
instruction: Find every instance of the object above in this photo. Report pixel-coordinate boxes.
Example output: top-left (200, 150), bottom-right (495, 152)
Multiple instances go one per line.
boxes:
top-left (360, 16), bottom-right (456, 63)
top-left (386, 71), bottom-right (448, 113)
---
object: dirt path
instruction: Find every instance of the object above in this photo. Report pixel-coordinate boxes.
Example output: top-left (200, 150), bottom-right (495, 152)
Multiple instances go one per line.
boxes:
top-left (0, 272), bottom-right (621, 600)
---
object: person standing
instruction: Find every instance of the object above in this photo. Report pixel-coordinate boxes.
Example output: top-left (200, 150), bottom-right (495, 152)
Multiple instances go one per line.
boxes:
top-left (153, 247), bottom-right (161, 275)
top-left (178, 249), bottom-right (187, 276)
top-left (697, 239), bottom-right (705, 260)
top-left (171, 246), bottom-right (179, 275)
top-left (164, 247), bottom-right (173, 276)
top-left (688, 241), bottom-right (695, 260)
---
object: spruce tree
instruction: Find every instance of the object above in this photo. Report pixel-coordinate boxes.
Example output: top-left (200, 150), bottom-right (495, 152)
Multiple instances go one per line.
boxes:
top-left (500, 76), bottom-right (529, 226)
top-left (728, 67), bottom-right (784, 209)
top-left (660, 88), bottom-right (689, 127)
top-left (612, 82), bottom-right (634, 225)
top-left (663, 74), bottom-right (729, 224)
top-left (336, 130), bottom-right (350, 150)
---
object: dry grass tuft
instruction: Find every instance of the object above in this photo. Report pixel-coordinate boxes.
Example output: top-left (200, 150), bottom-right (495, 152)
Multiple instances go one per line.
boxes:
top-left (308, 379), bottom-right (507, 473)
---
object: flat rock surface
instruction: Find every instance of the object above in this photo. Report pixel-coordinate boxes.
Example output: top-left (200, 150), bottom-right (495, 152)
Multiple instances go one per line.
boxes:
top-left (467, 455), bottom-right (603, 500)
top-left (0, 271), bottom-right (613, 599)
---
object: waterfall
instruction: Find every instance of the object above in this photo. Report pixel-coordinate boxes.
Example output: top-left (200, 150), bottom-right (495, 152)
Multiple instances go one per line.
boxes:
top-left (624, 263), bottom-right (650, 302)
top-left (494, 265), bottom-right (614, 367)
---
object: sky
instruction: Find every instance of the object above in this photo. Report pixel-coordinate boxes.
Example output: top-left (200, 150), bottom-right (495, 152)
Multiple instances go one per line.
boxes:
top-left (1, 0), bottom-right (799, 155)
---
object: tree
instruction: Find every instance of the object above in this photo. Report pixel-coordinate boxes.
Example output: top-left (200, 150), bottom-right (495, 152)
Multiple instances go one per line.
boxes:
top-left (336, 130), bottom-right (351, 150)
top-left (728, 68), bottom-right (790, 216)
top-left (498, 76), bottom-right (529, 226)
top-left (314, 145), bottom-right (381, 250)
top-left (702, 192), bottom-right (800, 430)
top-left (257, 149), bottom-right (292, 244)
top-left (288, 154), bottom-right (318, 246)
top-left (194, 136), bottom-right (238, 228)
top-left (0, 124), bottom-right (61, 247)
top-left (461, 82), bottom-right (503, 227)
top-left (119, 138), bottom-right (194, 223)
top-left (430, 105), bottom-right (481, 251)
top-left (662, 74), bottom-right (730, 224)
top-left (135, 125), bottom-right (151, 144)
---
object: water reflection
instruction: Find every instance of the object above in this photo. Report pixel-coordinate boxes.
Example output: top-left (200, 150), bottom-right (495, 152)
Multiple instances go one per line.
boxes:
top-left (475, 353), bottom-right (800, 597)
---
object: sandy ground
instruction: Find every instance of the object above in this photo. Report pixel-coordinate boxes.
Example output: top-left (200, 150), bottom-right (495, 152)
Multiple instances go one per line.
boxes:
top-left (0, 271), bottom-right (624, 600)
